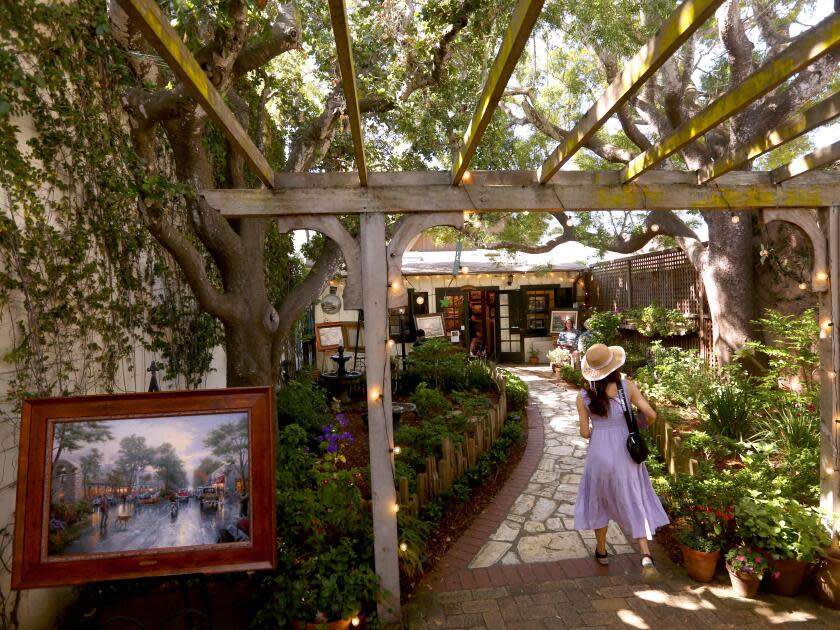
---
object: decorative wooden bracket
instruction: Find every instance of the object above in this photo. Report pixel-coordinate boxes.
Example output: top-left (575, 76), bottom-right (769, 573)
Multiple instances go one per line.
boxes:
top-left (386, 212), bottom-right (464, 310)
top-left (275, 216), bottom-right (362, 310)
top-left (762, 209), bottom-right (829, 292)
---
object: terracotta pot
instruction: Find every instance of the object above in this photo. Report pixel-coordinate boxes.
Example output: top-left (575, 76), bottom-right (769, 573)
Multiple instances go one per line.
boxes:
top-left (680, 544), bottom-right (719, 582)
top-left (813, 549), bottom-right (840, 609)
top-left (293, 617), bottom-right (358, 630)
top-left (528, 356), bottom-right (539, 365)
top-left (765, 557), bottom-right (810, 596)
top-left (727, 567), bottom-right (761, 598)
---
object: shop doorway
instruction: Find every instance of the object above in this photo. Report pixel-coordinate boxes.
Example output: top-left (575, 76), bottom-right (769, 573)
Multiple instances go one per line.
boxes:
top-left (434, 287), bottom-right (499, 359)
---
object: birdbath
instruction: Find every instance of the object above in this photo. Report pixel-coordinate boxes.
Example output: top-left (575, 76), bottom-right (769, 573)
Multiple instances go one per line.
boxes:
top-left (391, 402), bottom-right (416, 432)
top-left (319, 345), bottom-right (363, 404)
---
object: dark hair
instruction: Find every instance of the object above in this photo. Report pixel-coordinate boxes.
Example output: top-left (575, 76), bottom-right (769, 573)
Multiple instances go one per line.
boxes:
top-left (585, 369), bottom-right (622, 417)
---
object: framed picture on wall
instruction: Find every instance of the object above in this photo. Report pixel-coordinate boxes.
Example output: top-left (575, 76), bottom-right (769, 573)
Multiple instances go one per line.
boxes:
top-left (341, 321), bottom-right (365, 353)
top-left (12, 387), bottom-right (276, 588)
top-left (414, 313), bottom-right (446, 338)
top-left (315, 322), bottom-right (346, 351)
top-left (549, 310), bottom-right (578, 333)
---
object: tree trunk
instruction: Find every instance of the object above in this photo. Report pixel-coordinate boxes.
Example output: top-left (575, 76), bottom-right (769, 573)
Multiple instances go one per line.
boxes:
top-left (700, 212), bottom-right (755, 363)
top-left (224, 322), bottom-right (275, 387)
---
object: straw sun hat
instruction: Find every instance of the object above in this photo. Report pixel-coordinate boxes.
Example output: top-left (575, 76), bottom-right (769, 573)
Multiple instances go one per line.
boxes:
top-left (581, 343), bottom-right (626, 382)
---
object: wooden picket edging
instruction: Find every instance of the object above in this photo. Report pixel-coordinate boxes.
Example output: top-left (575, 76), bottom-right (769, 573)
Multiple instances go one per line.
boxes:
top-left (647, 412), bottom-right (700, 477)
top-left (396, 366), bottom-right (510, 516)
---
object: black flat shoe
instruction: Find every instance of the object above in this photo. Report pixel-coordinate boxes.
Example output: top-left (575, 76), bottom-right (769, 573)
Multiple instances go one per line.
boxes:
top-left (595, 549), bottom-right (609, 565)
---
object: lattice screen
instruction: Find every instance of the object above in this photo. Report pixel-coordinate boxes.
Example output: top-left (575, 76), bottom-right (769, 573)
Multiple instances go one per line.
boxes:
top-left (590, 247), bottom-right (702, 314)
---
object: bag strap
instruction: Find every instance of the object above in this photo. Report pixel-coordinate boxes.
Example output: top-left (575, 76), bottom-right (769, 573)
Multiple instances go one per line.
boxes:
top-left (616, 379), bottom-right (639, 434)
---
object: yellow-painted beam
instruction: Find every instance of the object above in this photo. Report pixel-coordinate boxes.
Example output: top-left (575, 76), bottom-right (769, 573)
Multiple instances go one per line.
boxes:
top-left (328, 0), bottom-right (367, 186)
top-left (621, 13), bottom-right (840, 183)
top-left (538, 0), bottom-right (724, 184)
top-left (771, 140), bottom-right (840, 184)
top-left (116, 0), bottom-right (274, 188)
top-left (452, 0), bottom-right (545, 185)
top-left (698, 90), bottom-right (840, 183)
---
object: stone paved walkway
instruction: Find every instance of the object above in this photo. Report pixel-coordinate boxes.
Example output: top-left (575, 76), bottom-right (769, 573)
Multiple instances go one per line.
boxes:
top-left (408, 366), bottom-right (840, 627)
top-left (469, 368), bottom-right (632, 569)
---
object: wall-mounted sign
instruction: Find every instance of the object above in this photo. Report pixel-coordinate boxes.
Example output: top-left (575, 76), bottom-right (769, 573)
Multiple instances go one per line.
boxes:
top-left (12, 387), bottom-right (276, 588)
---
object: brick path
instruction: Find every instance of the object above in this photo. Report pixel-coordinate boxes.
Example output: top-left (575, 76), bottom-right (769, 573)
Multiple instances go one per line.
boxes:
top-left (408, 366), bottom-right (840, 627)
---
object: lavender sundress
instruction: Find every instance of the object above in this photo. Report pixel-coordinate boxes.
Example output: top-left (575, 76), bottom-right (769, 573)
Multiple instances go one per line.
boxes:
top-left (573, 381), bottom-right (669, 540)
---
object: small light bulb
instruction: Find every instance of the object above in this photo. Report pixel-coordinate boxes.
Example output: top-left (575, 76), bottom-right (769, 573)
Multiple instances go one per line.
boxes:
top-left (650, 224), bottom-right (660, 232)
top-left (351, 617), bottom-right (361, 627)
top-left (816, 271), bottom-right (829, 281)
top-left (416, 295), bottom-right (425, 305)
top-left (798, 282), bottom-right (808, 290)
top-left (400, 542), bottom-right (408, 552)
top-left (828, 371), bottom-right (836, 380)
top-left (393, 446), bottom-right (401, 455)
top-left (370, 389), bottom-right (380, 401)
top-left (462, 170), bottom-right (473, 184)
top-left (391, 281), bottom-right (400, 289)
top-left (392, 504), bottom-right (400, 513)
top-left (387, 339), bottom-right (395, 347)
top-left (461, 266), bottom-right (470, 274)
top-left (731, 214), bottom-right (741, 224)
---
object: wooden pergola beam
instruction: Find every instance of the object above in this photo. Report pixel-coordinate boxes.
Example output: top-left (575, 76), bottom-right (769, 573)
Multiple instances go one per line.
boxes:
top-left (328, 0), bottom-right (367, 186)
top-left (621, 13), bottom-right (840, 183)
top-left (771, 140), bottom-right (840, 184)
top-left (538, 0), bottom-right (724, 184)
top-left (698, 90), bottom-right (840, 183)
top-left (451, 0), bottom-right (545, 185)
top-left (116, 0), bottom-right (274, 188)
top-left (200, 170), bottom-right (840, 216)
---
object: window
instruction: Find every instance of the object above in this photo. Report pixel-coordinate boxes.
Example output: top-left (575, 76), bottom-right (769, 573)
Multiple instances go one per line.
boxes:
top-left (525, 289), bottom-right (556, 332)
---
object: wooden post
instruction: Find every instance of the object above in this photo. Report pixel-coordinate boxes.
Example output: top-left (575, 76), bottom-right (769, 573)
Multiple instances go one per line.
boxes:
top-left (819, 206), bottom-right (840, 518)
top-left (359, 212), bottom-right (400, 623)
top-left (416, 472), bottom-right (427, 508)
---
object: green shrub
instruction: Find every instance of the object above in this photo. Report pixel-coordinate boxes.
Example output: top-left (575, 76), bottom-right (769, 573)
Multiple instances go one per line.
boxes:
top-left (585, 310), bottom-right (621, 347)
top-left (680, 431), bottom-right (738, 463)
top-left (276, 376), bottom-right (331, 439)
top-left (397, 512), bottom-right (433, 578)
top-left (755, 404), bottom-right (820, 454)
top-left (464, 358), bottom-right (495, 391)
top-left (738, 308), bottom-right (820, 410)
top-left (410, 383), bottom-right (452, 418)
top-left (256, 424), bottom-right (379, 628)
top-left (405, 338), bottom-right (468, 391)
top-left (639, 341), bottom-right (714, 407)
top-left (700, 381), bottom-right (754, 440)
top-left (502, 370), bottom-right (528, 411)
top-left (734, 442), bottom-right (819, 506)
top-left (559, 365), bottom-right (584, 387)
top-left (736, 490), bottom-right (829, 562)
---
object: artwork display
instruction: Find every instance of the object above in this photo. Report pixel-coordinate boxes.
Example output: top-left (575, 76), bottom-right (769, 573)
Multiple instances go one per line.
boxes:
top-left (341, 321), bottom-right (365, 352)
top-left (315, 322), bottom-right (346, 351)
top-left (549, 310), bottom-right (579, 333)
top-left (12, 388), bottom-right (275, 588)
top-left (414, 313), bottom-right (446, 338)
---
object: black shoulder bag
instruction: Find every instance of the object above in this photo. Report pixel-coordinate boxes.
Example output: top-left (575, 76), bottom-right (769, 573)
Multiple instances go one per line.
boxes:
top-left (617, 380), bottom-right (649, 464)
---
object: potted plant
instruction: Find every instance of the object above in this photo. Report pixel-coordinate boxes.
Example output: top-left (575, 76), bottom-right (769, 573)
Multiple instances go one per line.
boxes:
top-left (528, 346), bottom-right (539, 365)
top-left (736, 491), bottom-right (830, 596)
top-left (675, 498), bottom-right (734, 582)
top-left (676, 528), bottom-right (722, 583)
top-left (725, 547), bottom-right (768, 597)
top-left (547, 347), bottom-right (571, 372)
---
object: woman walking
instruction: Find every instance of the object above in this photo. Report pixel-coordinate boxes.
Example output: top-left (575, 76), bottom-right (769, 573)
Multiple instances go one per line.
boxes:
top-left (573, 343), bottom-right (669, 574)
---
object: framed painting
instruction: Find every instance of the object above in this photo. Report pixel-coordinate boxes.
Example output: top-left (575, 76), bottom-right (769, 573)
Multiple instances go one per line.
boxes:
top-left (341, 321), bottom-right (365, 353)
top-left (414, 313), bottom-right (446, 338)
top-left (549, 310), bottom-right (578, 333)
top-left (315, 322), bottom-right (346, 351)
top-left (12, 387), bottom-right (276, 589)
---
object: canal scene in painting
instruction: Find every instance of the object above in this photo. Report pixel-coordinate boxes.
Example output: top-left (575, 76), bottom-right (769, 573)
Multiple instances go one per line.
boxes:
top-left (46, 412), bottom-right (250, 557)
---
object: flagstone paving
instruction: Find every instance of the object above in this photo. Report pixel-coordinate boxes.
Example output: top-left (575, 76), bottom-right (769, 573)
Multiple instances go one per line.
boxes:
top-left (469, 367), bottom-right (633, 569)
